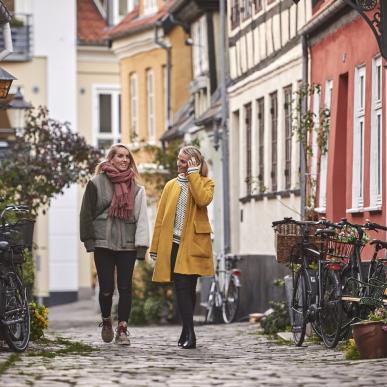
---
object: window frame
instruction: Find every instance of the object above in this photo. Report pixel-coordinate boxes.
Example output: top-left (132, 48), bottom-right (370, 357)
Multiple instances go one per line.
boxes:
top-left (270, 91), bottom-right (278, 192)
top-left (146, 68), bottom-right (156, 143)
top-left (92, 84), bottom-right (121, 150)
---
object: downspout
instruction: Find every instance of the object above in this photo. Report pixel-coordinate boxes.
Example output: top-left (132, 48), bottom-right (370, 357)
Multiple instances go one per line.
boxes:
top-left (300, 33), bottom-right (308, 220)
top-left (220, 0), bottom-right (230, 253)
top-left (154, 22), bottom-right (171, 131)
top-left (0, 1), bottom-right (13, 61)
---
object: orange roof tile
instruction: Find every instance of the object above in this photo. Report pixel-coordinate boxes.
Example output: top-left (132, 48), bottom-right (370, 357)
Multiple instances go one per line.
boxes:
top-left (108, 0), bottom-right (175, 40)
top-left (77, 0), bottom-right (108, 45)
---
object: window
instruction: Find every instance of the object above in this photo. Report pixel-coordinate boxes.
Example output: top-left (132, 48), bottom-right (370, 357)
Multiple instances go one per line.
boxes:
top-left (144, 0), bottom-right (157, 15)
top-left (370, 57), bottom-right (382, 207)
top-left (241, 0), bottom-right (252, 20)
top-left (112, 0), bottom-right (135, 24)
top-left (253, 0), bottom-right (262, 13)
top-left (129, 73), bottom-right (138, 141)
top-left (192, 17), bottom-right (208, 77)
top-left (230, 0), bottom-right (240, 29)
top-left (318, 80), bottom-right (333, 211)
top-left (284, 86), bottom-right (292, 190)
top-left (146, 69), bottom-right (155, 142)
top-left (270, 92), bottom-right (278, 192)
top-left (93, 86), bottom-right (121, 150)
top-left (257, 97), bottom-right (265, 192)
top-left (244, 103), bottom-right (252, 195)
top-left (352, 66), bottom-right (366, 209)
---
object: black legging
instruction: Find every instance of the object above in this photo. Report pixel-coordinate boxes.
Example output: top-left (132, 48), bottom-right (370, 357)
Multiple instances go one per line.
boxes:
top-left (170, 243), bottom-right (198, 329)
top-left (94, 248), bottom-right (136, 322)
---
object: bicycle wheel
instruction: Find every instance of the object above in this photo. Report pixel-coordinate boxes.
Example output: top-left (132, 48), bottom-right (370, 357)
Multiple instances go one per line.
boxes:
top-left (319, 269), bottom-right (342, 348)
top-left (291, 269), bottom-right (307, 346)
top-left (222, 274), bottom-right (240, 323)
top-left (1, 272), bottom-right (30, 352)
top-left (205, 280), bottom-right (222, 324)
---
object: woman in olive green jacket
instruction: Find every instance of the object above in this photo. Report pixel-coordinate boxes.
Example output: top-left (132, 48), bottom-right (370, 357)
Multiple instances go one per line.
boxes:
top-left (150, 145), bottom-right (215, 349)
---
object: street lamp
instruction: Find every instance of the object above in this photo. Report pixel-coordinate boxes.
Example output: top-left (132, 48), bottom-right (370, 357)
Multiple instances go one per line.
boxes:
top-left (7, 87), bottom-right (32, 133)
top-left (0, 67), bottom-right (16, 99)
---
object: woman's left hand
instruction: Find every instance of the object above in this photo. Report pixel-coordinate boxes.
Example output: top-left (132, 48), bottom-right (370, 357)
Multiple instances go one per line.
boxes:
top-left (187, 158), bottom-right (199, 169)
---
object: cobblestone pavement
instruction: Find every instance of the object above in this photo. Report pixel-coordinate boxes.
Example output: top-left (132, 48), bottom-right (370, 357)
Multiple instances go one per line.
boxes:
top-left (0, 299), bottom-right (386, 386)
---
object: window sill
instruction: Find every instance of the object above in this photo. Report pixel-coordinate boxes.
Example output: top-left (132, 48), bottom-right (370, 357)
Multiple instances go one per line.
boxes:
top-left (346, 207), bottom-right (365, 214)
top-left (239, 195), bottom-right (252, 204)
top-left (314, 207), bottom-right (326, 214)
top-left (364, 206), bottom-right (382, 213)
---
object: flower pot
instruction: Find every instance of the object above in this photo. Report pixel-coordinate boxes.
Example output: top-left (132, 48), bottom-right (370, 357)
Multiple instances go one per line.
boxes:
top-left (351, 321), bottom-right (387, 359)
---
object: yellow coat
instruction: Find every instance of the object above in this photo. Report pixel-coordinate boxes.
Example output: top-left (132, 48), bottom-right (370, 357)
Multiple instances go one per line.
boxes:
top-left (151, 172), bottom-right (215, 283)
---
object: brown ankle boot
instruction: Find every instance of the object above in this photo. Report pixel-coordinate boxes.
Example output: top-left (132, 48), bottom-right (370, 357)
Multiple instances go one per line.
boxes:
top-left (115, 321), bottom-right (130, 345)
top-left (99, 317), bottom-right (114, 343)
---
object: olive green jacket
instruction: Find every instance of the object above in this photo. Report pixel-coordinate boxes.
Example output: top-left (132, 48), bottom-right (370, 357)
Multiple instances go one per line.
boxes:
top-left (80, 173), bottom-right (149, 259)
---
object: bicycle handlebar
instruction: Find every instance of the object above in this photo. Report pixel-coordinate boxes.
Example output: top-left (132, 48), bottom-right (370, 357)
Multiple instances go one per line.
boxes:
top-left (272, 217), bottom-right (322, 228)
top-left (364, 220), bottom-right (387, 232)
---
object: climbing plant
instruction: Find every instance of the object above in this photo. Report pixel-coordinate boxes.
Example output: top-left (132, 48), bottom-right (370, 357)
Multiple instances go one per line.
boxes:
top-left (292, 83), bottom-right (331, 219)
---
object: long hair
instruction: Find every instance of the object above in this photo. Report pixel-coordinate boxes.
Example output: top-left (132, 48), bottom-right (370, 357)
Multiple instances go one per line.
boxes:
top-left (95, 143), bottom-right (139, 178)
top-left (180, 145), bottom-right (208, 177)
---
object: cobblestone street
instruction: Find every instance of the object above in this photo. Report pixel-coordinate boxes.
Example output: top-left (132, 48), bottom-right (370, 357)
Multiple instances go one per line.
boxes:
top-left (0, 299), bottom-right (386, 386)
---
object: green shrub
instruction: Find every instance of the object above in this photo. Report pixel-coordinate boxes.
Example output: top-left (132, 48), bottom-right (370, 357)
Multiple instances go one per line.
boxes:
top-left (261, 301), bottom-right (290, 335)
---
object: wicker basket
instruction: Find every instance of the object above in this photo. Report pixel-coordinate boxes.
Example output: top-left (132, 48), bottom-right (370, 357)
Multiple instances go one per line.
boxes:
top-left (274, 223), bottom-right (323, 263)
top-left (326, 238), bottom-right (355, 260)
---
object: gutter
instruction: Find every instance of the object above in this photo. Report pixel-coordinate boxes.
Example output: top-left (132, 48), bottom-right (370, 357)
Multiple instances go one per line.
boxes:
top-left (154, 22), bottom-right (171, 132)
top-left (0, 0), bottom-right (13, 61)
top-left (299, 0), bottom-right (347, 36)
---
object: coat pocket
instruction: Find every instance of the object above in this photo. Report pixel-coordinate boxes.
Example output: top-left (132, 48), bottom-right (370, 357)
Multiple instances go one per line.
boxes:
top-left (123, 220), bottom-right (136, 244)
top-left (191, 221), bottom-right (212, 258)
top-left (94, 213), bottom-right (108, 240)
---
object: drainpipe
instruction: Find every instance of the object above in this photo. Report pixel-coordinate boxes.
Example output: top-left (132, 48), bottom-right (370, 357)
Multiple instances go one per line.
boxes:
top-left (220, 0), bottom-right (230, 253)
top-left (155, 22), bottom-right (171, 131)
top-left (0, 1), bottom-right (13, 61)
top-left (300, 33), bottom-right (308, 220)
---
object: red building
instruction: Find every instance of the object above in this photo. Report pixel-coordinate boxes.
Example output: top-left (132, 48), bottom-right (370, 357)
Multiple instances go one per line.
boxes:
top-left (304, 0), bottom-right (385, 245)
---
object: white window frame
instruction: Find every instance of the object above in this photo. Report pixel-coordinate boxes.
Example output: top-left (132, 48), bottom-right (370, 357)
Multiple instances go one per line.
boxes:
top-left (92, 84), bottom-right (121, 150)
top-left (368, 56), bottom-right (382, 209)
top-left (146, 69), bottom-right (156, 143)
top-left (112, 0), bottom-right (135, 24)
top-left (316, 80), bottom-right (333, 213)
top-left (144, 0), bottom-right (157, 15)
top-left (192, 16), bottom-right (208, 78)
top-left (351, 66), bottom-right (366, 210)
top-left (129, 72), bottom-right (138, 142)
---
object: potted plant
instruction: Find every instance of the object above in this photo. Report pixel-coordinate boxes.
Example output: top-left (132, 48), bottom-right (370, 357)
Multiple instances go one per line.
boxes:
top-left (351, 307), bottom-right (387, 359)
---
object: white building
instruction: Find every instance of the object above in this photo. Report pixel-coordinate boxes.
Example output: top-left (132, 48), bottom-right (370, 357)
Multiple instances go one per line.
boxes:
top-left (226, 0), bottom-right (312, 313)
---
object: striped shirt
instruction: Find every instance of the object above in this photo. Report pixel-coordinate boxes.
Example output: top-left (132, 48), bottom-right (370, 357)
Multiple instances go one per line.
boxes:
top-left (173, 167), bottom-right (199, 244)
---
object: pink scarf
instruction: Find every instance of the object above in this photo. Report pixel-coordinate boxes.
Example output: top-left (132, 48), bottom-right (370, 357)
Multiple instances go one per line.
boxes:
top-left (101, 162), bottom-right (135, 220)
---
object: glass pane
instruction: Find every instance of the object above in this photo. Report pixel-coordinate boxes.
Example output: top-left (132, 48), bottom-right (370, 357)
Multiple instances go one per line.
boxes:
top-left (99, 94), bottom-right (112, 133)
top-left (119, 0), bottom-right (127, 16)
top-left (98, 139), bottom-right (113, 151)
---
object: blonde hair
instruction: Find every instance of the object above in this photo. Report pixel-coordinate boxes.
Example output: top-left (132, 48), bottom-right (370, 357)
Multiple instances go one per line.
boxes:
top-left (180, 145), bottom-right (208, 177)
top-left (95, 143), bottom-right (139, 178)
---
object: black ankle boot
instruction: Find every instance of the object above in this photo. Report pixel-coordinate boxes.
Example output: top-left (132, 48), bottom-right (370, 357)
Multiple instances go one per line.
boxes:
top-left (182, 325), bottom-right (196, 349)
top-left (178, 326), bottom-right (187, 347)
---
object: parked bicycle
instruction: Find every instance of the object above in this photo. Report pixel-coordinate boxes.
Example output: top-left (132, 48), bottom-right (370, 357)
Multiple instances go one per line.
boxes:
top-left (201, 253), bottom-right (241, 324)
top-left (0, 202), bottom-right (34, 352)
top-left (273, 217), bottom-right (343, 348)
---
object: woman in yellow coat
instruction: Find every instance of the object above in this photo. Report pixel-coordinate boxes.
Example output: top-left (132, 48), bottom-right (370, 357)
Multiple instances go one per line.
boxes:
top-left (150, 145), bottom-right (215, 349)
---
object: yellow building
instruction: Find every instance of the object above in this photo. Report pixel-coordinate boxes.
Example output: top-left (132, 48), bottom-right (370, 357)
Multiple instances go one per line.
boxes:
top-left (108, 0), bottom-right (192, 168)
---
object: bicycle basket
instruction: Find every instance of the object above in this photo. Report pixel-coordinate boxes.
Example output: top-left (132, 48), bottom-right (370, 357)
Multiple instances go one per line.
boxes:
top-left (2, 219), bottom-right (35, 252)
top-left (325, 237), bottom-right (355, 260)
top-left (274, 223), bottom-right (323, 263)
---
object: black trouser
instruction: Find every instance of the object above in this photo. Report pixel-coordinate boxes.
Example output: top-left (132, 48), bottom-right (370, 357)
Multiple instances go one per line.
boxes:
top-left (170, 243), bottom-right (198, 331)
top-left (94, 248), bottom-right (136, 322)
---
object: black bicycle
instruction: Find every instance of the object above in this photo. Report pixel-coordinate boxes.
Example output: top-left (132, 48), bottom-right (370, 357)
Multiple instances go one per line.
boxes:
top-left (0, 203), bottom-right (34, 352)
top-left (273, 218), bottom-right (343, 348)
